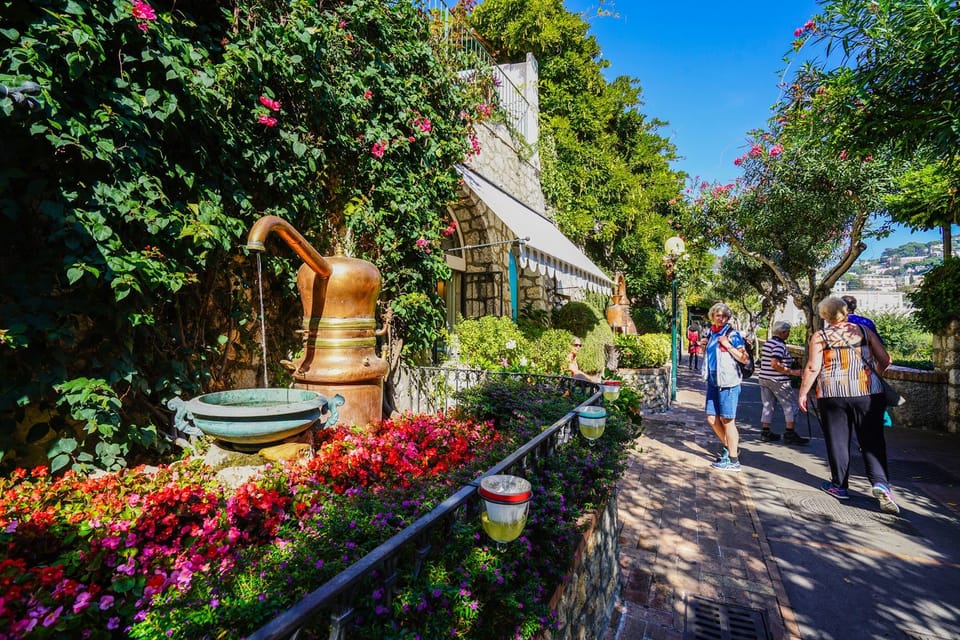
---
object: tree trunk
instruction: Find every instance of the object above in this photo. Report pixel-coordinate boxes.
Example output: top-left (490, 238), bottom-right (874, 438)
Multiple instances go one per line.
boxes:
top-left (943, 223), bottom-right (952, 259)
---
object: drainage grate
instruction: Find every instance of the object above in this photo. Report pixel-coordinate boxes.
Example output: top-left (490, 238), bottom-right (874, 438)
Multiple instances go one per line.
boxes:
top-left (684, 597), bottom-right (771, 640)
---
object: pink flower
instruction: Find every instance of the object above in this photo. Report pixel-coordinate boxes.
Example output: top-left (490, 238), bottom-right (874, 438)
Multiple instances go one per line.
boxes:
top-left (363, 90), bottom-right (372, 100)
top-left (749, 144), bottom-right (763, 157)
top-left (477, 103), bottom-right (492, 117)
top-left (415, 238), bottom-right (430, 249)
top-left (794, 27), bottom-right (803, 37)
top-left (769, 144), bottom-right (783, 157)
top-left (733, 157), bottom-right (743, 166)
top-left (804, 20), bottom-right (816, 31)
top-left (417, 117), bottom-right (432, 133)
top-left (839, 149), bottom-right (848, 160)
top-left (864, 155), bottom-right (873, 162)
top-left (132, 1), bottom-right (156, 22)
top-left (257, 114), bottom-right (278, 127)
top-left (339, 20), bottom-right (347, 28)
top-left (371, 140), bottom-right (387, 158)
top-left (408, 136), bottom-right (416, 142)
top-left (259, 95), bottom-right (281, 111)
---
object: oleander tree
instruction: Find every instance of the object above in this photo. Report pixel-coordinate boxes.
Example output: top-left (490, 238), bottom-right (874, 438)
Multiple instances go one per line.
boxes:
top-left (790, 0), bottom-right (960, 255)
top-left (679, 116), bottom-right (900, 338)
top-left (0, 0), bottom-right (488, 472)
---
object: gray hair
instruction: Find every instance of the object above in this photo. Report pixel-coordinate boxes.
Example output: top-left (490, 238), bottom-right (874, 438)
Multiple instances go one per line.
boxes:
top-left (708, 302), bottom-right (733, 323)
top-left (771, 320), bottom-right (791, 335)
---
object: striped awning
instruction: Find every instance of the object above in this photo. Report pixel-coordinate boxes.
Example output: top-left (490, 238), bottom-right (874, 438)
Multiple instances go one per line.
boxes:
top-left (457, 167), bottom-right (613, 294)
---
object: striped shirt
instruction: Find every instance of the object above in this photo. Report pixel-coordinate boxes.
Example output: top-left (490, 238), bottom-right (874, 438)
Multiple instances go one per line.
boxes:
top-left (816, 326), bottom-right (883, 398)
top-left (758, 336), bottom-right (791, 382)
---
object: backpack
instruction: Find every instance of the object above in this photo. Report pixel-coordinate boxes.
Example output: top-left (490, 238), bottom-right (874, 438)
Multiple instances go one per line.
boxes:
top-left (738, 337), bottom-right (755, 378)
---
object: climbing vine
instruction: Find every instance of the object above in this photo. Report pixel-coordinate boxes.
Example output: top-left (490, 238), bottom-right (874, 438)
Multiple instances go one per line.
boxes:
top-left (0, 0), bottom-right (490, 471)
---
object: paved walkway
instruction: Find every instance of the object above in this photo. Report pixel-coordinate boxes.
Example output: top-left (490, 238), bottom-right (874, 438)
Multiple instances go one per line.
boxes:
top-left (604, 366), bottom-right (960, 640)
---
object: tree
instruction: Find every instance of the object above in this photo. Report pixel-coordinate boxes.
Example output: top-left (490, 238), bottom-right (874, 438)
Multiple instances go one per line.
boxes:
top-left (680, 124), bottom-right (899, 338)
top-left (470, 0), bottom-right (689, 305)
top-left (794, 1), bottom-right (960, 255)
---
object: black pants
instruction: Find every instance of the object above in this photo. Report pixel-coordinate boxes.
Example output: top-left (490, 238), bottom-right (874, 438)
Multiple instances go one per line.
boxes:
top-left (817, 394), bottom-right (889, 489)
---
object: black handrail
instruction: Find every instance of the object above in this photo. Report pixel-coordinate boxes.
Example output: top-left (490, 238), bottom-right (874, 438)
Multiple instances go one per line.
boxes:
top-left (247, 385), bottom-right (601, 640)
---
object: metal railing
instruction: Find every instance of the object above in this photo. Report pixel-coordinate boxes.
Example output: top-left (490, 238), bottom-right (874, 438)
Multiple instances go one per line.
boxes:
top-left (396, 365), bottom-right (590, 414)
top-left (247, 375), bottom-right (599, 640)
top-left (418, 0), bottom-right (532, 142)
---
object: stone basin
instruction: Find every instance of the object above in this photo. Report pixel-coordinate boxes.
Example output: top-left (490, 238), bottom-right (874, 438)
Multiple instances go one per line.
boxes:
top-left (181, 388), bottom-right (328, 450)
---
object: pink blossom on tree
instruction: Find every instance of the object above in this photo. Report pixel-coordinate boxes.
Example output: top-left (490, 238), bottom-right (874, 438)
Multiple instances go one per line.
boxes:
top-left (259, 96), bottom-right (281, 111)
top-left (769, 144), bottom-right (783, 157)
top-left (371, 140), bottom-right (386, 158)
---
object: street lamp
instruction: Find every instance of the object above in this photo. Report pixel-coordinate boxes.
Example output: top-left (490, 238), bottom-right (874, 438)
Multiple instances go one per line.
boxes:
top-left (663, 236), bottom-right (686, 402)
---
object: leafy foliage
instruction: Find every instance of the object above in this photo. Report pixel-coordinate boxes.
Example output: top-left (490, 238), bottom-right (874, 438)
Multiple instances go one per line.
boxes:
top-left (908, 257), bottom-right (960, 334)
top-left (0, 0), bottom-right (486, 471)
top-left (615, 333), bottom-right (671, 369)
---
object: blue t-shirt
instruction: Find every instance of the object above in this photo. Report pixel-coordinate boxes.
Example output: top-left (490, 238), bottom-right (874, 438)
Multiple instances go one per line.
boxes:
top-left (706, 324), bottom-right (745, 374)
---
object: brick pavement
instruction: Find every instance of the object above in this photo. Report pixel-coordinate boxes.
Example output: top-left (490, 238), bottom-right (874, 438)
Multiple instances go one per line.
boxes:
top-left (603, 374), bottom-right (800, 640)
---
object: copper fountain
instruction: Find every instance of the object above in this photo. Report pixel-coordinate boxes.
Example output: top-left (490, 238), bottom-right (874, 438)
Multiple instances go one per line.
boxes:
top-left (246, 215), bottom-right (388, 428)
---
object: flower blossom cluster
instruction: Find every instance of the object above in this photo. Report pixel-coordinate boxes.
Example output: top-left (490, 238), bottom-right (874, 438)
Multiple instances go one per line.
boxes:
top-left (131, 0), bottom-right (156, 32)
top-left (256, 94), bottom-right (282, 128)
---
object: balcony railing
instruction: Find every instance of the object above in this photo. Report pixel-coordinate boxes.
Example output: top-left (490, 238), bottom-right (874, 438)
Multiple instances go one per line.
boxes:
top-left (419, 0), bottom-right (533, 142)
top-left (247, 373), bottom-right (599, 640)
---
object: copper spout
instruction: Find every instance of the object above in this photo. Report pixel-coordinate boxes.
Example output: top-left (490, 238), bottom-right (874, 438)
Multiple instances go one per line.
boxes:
top-left (246, 215), bottom-right (332, 278)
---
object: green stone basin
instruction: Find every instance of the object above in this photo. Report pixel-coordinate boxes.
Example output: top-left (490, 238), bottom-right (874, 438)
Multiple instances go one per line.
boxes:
top-left (183, 388), bottom-right (327, 449)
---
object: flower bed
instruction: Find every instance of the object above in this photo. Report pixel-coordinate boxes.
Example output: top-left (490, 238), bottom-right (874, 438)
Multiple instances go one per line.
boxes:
top-left (0, 380), bottom-right (632, 639)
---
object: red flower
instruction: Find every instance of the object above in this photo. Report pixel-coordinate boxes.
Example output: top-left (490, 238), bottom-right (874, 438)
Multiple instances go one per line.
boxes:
top-left (257, 114), bottom-right (278, 127)
top-left (769, 144), bottom-right (783, 157)
top-left (259, 95), bottom-right (281, 111)
top-left (363, 90), bottom-right (373, 100)
top-left (733, 157), bottom-right (743, 166)
top-left (371, 140), bottom-right (386, 158)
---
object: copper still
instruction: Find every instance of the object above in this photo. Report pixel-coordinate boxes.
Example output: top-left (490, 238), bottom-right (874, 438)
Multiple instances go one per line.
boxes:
top-left (606, 271), bottom-right (638, 335)
top-left (246, 215), bottom-right (388, 427)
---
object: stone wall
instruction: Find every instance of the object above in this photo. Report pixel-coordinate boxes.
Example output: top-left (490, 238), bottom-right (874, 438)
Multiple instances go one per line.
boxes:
top-left (885, 368), bottom-right (950, 431)
top-left (618, 366), bottom-right (671, 413)
top-left (543, 492), bottom-right (621, 640)
top-left (932, 319), bottom-right (960, 433)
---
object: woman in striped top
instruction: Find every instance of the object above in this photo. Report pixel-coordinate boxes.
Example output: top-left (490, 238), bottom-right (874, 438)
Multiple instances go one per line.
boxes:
top-left (798, 296), bottom-right (899, 514)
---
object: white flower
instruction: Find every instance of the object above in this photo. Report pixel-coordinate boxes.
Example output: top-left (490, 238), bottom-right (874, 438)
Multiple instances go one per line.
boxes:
top-left (505, 340), bottom-right (517, 350)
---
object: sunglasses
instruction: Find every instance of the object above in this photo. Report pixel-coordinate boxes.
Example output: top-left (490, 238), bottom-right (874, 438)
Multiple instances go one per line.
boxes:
top-left (573, 343), bottom-right (582, 347)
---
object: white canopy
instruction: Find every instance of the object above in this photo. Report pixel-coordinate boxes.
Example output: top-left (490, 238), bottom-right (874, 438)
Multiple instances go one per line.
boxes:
top-left (457, 167), bottom-right (613, 294)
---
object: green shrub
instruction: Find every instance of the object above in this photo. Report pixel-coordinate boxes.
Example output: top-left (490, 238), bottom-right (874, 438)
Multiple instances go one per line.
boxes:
top-left (578, 321), bottom-right (615, 374)
top-left (908, 257), bottom-right (960, 333)
top-left (615, 333), bottom-right (671, 369)
top-left (873, 312), bottom-right (932, 362)
top-left (631, 307), bottom-right (669, 334)
top-left (529, 329), bottom-right (576, 375)
top-left (453, 316), bottom-right (528, 370)
top-left (553, 301), bottom-right (602, 338)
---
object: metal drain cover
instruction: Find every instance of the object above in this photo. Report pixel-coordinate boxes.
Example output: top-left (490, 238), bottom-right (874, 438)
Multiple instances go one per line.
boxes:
top-left (684, 597), bottom-right (771, 640)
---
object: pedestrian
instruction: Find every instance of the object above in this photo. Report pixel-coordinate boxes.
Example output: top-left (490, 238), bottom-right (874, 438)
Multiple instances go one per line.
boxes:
top-left (687, 322), bottom-right (702, 371)
top-left (703, 302), bottom-right (752, 471)
top-left (758, 321), bottom-right (808, 445)
top-left (798, 296), bottom-right (900, 514)
top-left (841, 295), bottom-right (881, 340)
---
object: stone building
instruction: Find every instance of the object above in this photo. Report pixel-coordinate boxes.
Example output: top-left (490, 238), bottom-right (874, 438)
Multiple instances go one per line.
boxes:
top-left (438, 54), bottom-right (613, 329)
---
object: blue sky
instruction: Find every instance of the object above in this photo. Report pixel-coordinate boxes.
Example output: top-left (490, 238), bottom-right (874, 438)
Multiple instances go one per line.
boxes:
top-left (561, 0), bottom-right (953, 259)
